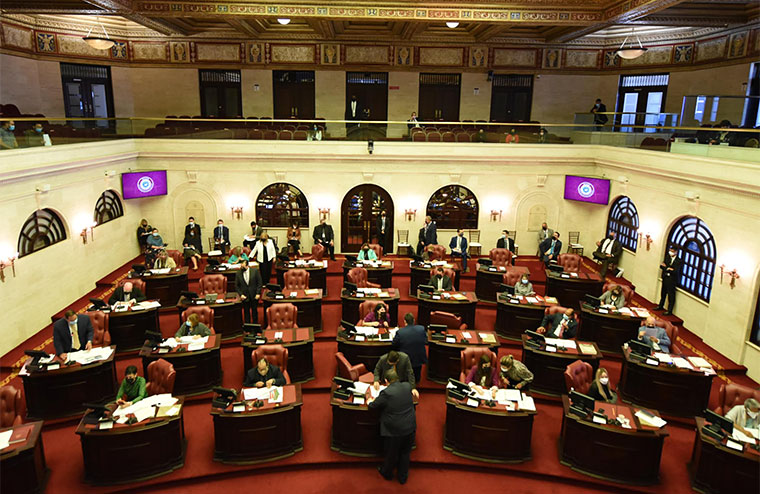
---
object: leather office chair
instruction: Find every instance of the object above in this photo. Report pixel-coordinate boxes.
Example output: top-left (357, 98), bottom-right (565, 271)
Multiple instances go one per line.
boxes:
top-left (181, 306), bottom-right (216, 333)
top-left (714, 383), bottom-right (760, 415)
top-left (242, 246), bottom-right (251, 256)
top-left (119, 278), bottom-right (146, 293)
top-left (602, 282), bottom-right (634, 305)
top-left (368, 243), bottom-right (383, 260)
top-left (653, 318), bottom-right (681, 354)
top-left (283, 269), bottom-right (310, 291)
top-left (88, 311), bottom-right (111, 347)
top-left (146, 359), bottom-right (176, 396)
top-left (459, 348), bottom-right (498, 382)
top-left (305, 244), bottom-right (325, 262)
top-left (166, 249), bottom-right (183, 267)
top-left (0, 385), bottom-right (25, 427)
top-left (347, 267), bottom-right (380, 289)
top-left (266, 303), bottom-right (298, 330)
top-left (563, 360), bottom-right (594, 394)
top-left (557, 253), bottom-right (581, 273)
top-left (335, 352), bottom-right (374, 383)
top-left (502, 266), bottom-right (530, 286)
top-left (431, 311), bottom-right (467, 330)
top-left (429, 245), bottom-right (447, 261)
top-left (251, 345), bottom-right (291, 384)
top-left (489, 248), bottom-right (513, 267)
top-left (543, 305), bottom-right (579, 334)
top-left (356, 300), bottom-right (382, 326)
top-left (199, 274), bottom-right (227, 297)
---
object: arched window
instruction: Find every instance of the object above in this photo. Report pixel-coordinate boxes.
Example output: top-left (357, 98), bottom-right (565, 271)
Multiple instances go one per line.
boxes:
top-left (751, 283), bottom-right (760, 345)
top-left (256, 183), bottom-right (309, 228)
top-left (666, 216), bottom-right (716, 302)
top-left (94, 190), bottom-right (124, 225)
top-left (17, 208), bottom-right (67, 258)
top-left (606, 196), bottom-right (639, 251)
top-left (426, 184), bottom-right (479, 230)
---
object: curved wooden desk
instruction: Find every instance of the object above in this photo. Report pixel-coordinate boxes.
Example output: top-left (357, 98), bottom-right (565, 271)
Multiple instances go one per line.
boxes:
top-left (139, 267), bottom-right (189, 307)
top-left (275, 261), bottom-right (328, 295)
top-left (417, 290), bottom-right (478, 329)
top-left (141, 335), bottom-right (222, 396)
top-left (336, 327), bottom-right (393, 372)
top-left (579, 305), bottom-right (646, 355)
top-left (409, 261), bottom-right (460, 296)
top-left (241, 328), bottom-right (315, 383)
top-left (342, 260), bottom-right (394, 288)
top-left (494, 295), bottom-right (556, 341)
top-left (176, 294), bottom-right (243, 340)
top-left (521, 335), bottom-right (601, 397)
top-left (427, 329), bottom-right (499, 384)
top-left (261, 289), bottom-right (323, 332)
top-left (474, 265), bottom-right (510, 303)
top-left (108, 304), bottom-right (161, 352)
top-left (341, 288), bottom-right (400, 327)
top-left (545, 270), bottom-right (603, 309)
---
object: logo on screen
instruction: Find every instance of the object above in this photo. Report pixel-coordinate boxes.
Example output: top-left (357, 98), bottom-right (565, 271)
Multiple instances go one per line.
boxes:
top-left (136, 176), bottom-right (155, 194)
top-left (577, 181), bottom-right (595, 198)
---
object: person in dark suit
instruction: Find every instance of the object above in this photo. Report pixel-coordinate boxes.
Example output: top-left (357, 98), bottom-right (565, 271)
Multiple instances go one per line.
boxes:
top-left (243, 220), bottom-right (263, 250)
top-left (235, 259), bottom-right (263, 323)
top-left (496, 229), bottom-right (516, 266)
top-left (429, 266), bottom-right (452, 292)
top-left (449, 228), bottom-right (469, 272)
top-left (392, 313), bottom-right (428, 383)
top-left (376, 210), bottom-right (389, 254)
top-left (312, 218), bottom-right (336, 261)
top-left (244, 357), bottom-right (287, 388)
top-left (539, 231), bottom-right (562, 266)
top-left (108, 281), bottom-right (146, 305)
top-left (591, 98), bottom-right (608, 131)
top-left (536, 308), bottom-right (578, 339)
top-left (346, 94), bottom-right (362, 125)
top-left (656, 246), bottom-right (683, 315)
top-left (593, 231), bottom-right (622, 277)
top-left (373, 350), bottom-right (418, 394)
top-left (416, 216), bottom-right (437, 255)
top-left (213, 219), bottom-right (230, 252)
top-left (53, 310), bottom-right (94, 358)
top-left (183, 217), bottom-right (203, 254)
top-left (368, 369), bottom-right (416, 484)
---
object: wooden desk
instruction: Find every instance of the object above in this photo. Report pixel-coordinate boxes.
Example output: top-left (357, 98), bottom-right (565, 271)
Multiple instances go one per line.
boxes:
top-left (139, 267), bottom-right (189, 307)
top-left (108, 304), bottom-right (161, 352)
top-left (495, 295), bottom-right (556, 341)
top-left (443, 390), bottom-right (536, 463)
top-left (474, 265), bottom-right (528, 303)
top-left (203, 264), bottom-right (246, 285)
top-left (579, 305), bottom-right (645, 355)
top-left (0, 421), bottom-right (48, 494)
top-left (22, 347), bottom-right (118, 421)
top-left (341, 288), bottom-right (401, 327)
top-left (211, 384), bottom-right (303, 464)
top-left (336, 327), bottom-right (394, 372)
top-left (275, 261), bottom-right (328, 295)
top-left (417, 290), bottom-right (478, 329)
top-left (619, 349), bottom-right (714, 417)
top-left (75, 399), bottom-right (186, 485)
top-left (241, 328), bottom-right (315, 383)
top-left (343, 260), bottom-right (394, 288)
top-left (409, 261), bottom-right (460, 296)
top-left (141, 335), bottom-right (222, 396)
top-left (545, 270), bottom-right (603, 309)
top-left (559, 395), bottom-right (668, 484)
top-left (689, 417), bottom-right (760, 494)
top-left (520, 335), bottom-right (601, 397)
top-left (261, 289), bottom-right (323, 333)
top-left (176, 294), bottom-right (243, 340)
top-left (427, 329), bottom-right (499, 384)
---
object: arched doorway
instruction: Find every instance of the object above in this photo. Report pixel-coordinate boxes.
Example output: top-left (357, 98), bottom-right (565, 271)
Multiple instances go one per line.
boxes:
top-left (341, 184), bottom-right (394, 253)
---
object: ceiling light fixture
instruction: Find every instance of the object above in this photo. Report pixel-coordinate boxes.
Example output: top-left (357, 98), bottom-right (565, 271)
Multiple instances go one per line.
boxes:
top-left (83, 17), bottom-right (115, 50)
top-left (277, 18), bottom-right (291, 25)
top-left (615, 28), bottom-right (648, 60)
top-left (446, 21), bottom-right (459, 29)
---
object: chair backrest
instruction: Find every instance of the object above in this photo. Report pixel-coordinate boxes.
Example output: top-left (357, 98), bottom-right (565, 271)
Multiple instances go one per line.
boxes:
top-left (166, 249), bottom-right (183, 267)
top-left (429, 244), bottom-right (447, 261)
top-left (368, 243), bottom-right (383, 259)
top-left (427, 131), bottom-right (442, 142)
top-left (348, 267), bottom-right (371, 288)
top-left (146, 359), bottom-right (176, 396)
top-left (459, 348), bottom-right (497, 380)
top-left (653, 318), bottom-right (680, 354)
top-left (557, 253), bottom-right (581, 273)
top-left (88, 311), bottom-right (111, 347)
top-left (715, 383), bottom-right (760, 415)
top-left (544, 305), bottom-right (579, 329)
top-left (266, 303), bottom-right (298, 330)
top-left (455, 132), bottom-right (471, 142)
top-left (283, 269), bottom-right (310, 290)
top-left (182, 305), bottom-right (215, 330)
top-left (602, 282), bottom-right (634, 305)
top-left (564, 360), bottom-right (594, 395)
top-left (358, 300), bottom-right (382, 322)
top-left (489, 248), bottom-right (513, 267)
top-left (468, 230), bottom-right (480, 243)
top-left (441, 131), bottom-right (456, 142)
top-left (293, 130), bottom-right (308, 140)
top-left (199, 274), bottom-right (227, 297)
top-left (568, 231), bottom-right (580, 244)
top-left (252, 344), bottom-right (291, 384)
top-left (278, 130), bottom-right (293, 140)
top-left (0, 385), bottom-right (24, 428)
top-left (430, 311), bottom-right (467, 330)
top-left (120, 278), bottom-right (146, 293)
top-left (397, 229), bottom-right (409, 243)
top-left (308, 243), bottom-right (325, 261)
top-left (335, 352), bottom-right (364, 381)
top-left (429, 267), bottom-right (456, 283)
top-left (412, 132), bottom-right (426, 142)
top-left (502, 267), bottom-right (529, 287)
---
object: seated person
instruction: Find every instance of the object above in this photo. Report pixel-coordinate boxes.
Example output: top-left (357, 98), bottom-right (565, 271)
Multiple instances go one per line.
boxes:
top-left (145, 228), bottom-right (166, 267)
top-left (421, 244), bottom-right (436, 261)
top-left (24, 123), bottom-right (46, 147)
top-left (153, 250), bottom-right (176, 269)
top-left (287, 222), bottom-right (303, 257)
top-left (244, 357), bottom-right (287, 388)
top-left (539, 231), bottom-right (562, 266)
top-left (357, 242), bottom-right (378, 261)
top-left (115, 365), bottom-right (147, 407)
top-left (514, 273), bottom-right (535, 296)
top-left (449, 228), bottom-right (469, 272)
top-left (725, 398), bottom-right (760, 437)
top-left (593, 232), bottom-right (622, 278)
top-left (363, 302), bottom-right (390, 328)
top-left (429, 266), bottom-right (453, 292)
top-left (175, 313), bottom-right (211, 338)
top-left (109, 281), bottom-right (146, 305)
top-left (228, 246), bottom-right (249, 264)
top-left (53, 310), bottom-right (94, 358)
top-left (587, 368), bottom-right (617, 403)
top-left (465, 354), bottom-right (499, 395)
top-left (497, 355), bottom-right (533, 390)
top-left (373, 350), bottom-right (418, 397)
top-left (182, 239), bottom-right (202, 271)
top-left (599, 285), bottom-right (626, 309)
top-left (537, 308), bottom-right (577, 339)
top-left (638, 317), bottom-right (671, 353)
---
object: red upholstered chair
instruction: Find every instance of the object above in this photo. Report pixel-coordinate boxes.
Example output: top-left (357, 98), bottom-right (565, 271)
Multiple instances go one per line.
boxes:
top-left (146, 359), bottom-right (176, 396)
top-left (306, 243), bottom-right (325, 262)
top-left (557, 253), bottom-right (581, 273)
top-left (714, 383), bottom-right (760, 415)
top-left (181, 306), bottom-right (216, 333)
top-left (429, 244), bottom-right (447, 261)
top-left (88, 311), bottom-right (111, 347)
top-left (357, 300), bottom-right (382, 326)
top-left (283, 269), bottom-right (310, 291)
top-left (266, 303), bottom-right (298, 330)
top-left (166, 249), bottom-right (183, 267)
top-left (502, 266), bottom-right (530, 286)
top-left (489, 248), bottom-right (513, 267)
top-left (368, 243), bottom-right (383, 260)
top-left (602, 282), bottom-right (634, 305)
top-left (242, 246), bottom-right (251, 256)
top-left (335, 352), bottom-right (374, 383)
top-left (564, 360), bottom-right (594, 394)
top-left (251, 345), bottom-right (291, 384)
top-left (653, 318), bottom-right (681, 354)
top-left (348, 267), bottom-right (381, 289)
top-left (543, 305), bottom-right (579, 335)
top-left (458, 348), bottom-right (498, 382)
top-left (428, 267), bottom-right (457, 284)
top-left (0, 385), bottom-right (25, 427)
top-left (431, 311), bottom-right (467, 330)
top-left (119, 278), bottom-right (146, 293)
top-left (199, 274), bottom-right (227, 297)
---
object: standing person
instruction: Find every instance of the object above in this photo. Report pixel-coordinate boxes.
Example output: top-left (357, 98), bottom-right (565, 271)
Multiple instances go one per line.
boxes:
top-left (52, 310), bottom-right (94, 358)
top-left (407, 112), bottom-right (420, 130)
top-left (593, 231), bottom-right (622, 278)
top-left (251, 233), bottom-right (277, 284)
top-left (183, 217), bottom-right (203, 254)
top-left (0, 120), bottom-right (18, 150)
top-left (243, 220), bottom-right (263, 250)
top-left (213, 219), bottom-right (230, 252)
top-left (235, 259), bottom-right (262, 324)
top-left (376, 210), bottom-right (389, 254)
top-left (312, 217), bottom-right (336, 261)
top-left (537, 222), bottom-right (553, 255)
top-left (392, 313), bottom-right (428, 383)
top-left (346, 94), bottom-right (361, 128)
top-left (368, 369), bottom-right (417, 484)
top-left (655, 246), bottom-right (682, 316)
top-left (287, 221), bottom-right (303, 257)
top-left (136, 219), bottom-right (152, 251)
top-left (416, 216), bottom-right (437, 256)
top-left (539, 231), bottom-right (562, 266)
top-left (24, 123), bottom-right (46, 147)
top-left (449, 228), bottom-right (469, 272)
top-left (146, 228), bottom-right (166, 267)
top-left (590, 98), bottom-right (608, 131)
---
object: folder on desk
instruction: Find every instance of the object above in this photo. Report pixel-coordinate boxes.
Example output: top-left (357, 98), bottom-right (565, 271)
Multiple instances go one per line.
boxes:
top-left (479, 333), bottom-right (497, 344)
top-left (578, 343), bottom-right (597, 355)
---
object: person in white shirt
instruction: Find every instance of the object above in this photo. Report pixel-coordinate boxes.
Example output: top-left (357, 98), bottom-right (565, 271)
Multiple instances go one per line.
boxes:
top-left (725, 398), bottom-right (760, 437)
top-left (251, 233), bottom-right (277, 284)
top-left (593, 231), bottom-right (622, 277)
top-left (448, 228), bottom-right (469, 272)
top-left (514, 273), bottom-right (535, 296)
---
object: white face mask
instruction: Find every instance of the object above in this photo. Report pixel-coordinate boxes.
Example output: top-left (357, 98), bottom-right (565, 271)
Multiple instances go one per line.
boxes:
top-left (153, 232), bottom-right (159, 236)
top-left (599, 377), bottom-right (609, 385)
top-left (521, 279), bottom-right (528, 284)
top-left (669, 251), bottom-right (676, 257)
top-left (189, 221), bottom-right (194, 225)
top-left (748, 410), bottom-right (759, 419)
top-left (500, 367), bottom-right (509, 373)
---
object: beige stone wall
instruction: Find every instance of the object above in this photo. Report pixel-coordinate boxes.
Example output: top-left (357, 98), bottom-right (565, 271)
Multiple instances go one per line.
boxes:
top-left (531, 73), bottom-right (619, 128)
top-left (0, 53), bottom-right (64, 117)
top-left (387, 71), bottom-right (419, 138)
top-left (315, 71), bottom-right (346, 138)
top-left (241, 69), bottom-right (273, 119)
top-left (460, 72), bottom-right (492, 122)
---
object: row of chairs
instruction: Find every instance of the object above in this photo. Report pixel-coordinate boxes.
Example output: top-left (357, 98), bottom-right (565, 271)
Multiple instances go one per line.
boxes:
top-left (145, 126), bottom-right (319, 140)
top-left (164, 116), bottom-right (325, 130)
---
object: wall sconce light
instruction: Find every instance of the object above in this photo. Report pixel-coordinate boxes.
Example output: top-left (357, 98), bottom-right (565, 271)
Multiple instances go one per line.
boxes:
top-left (0, 252), bottom-right (19, 282)
top-left (638, 232), bottom-right (653, 251)
top-left (490, 210), bottom-right (502, 222)
top-left (405, 209), bottom-right (416, 222)
top-left (719, 265), bottom-right (740, 289)
top-left (80, 222), bottom-right (96, 244)
top-left (230, 206), bottom-right (244, 220)
top-left (319, 208), bottom-right (331, 220)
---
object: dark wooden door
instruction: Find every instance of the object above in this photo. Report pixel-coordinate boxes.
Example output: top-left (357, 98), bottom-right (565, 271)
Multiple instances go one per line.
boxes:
top-left (419, 73), bottom-right (461, 121)
top-left (273, 71), bottom-right (315, 119)
top-left (341, 184), bottom-right (394, 253)
top-left (346, 72), bottom-right (388, 121)
top-left (60, 62), bottom-right (115, 129)
top-left (490, 74), bottom-right (533, 122)
top-left (199, 70), bottom-right (242, 118)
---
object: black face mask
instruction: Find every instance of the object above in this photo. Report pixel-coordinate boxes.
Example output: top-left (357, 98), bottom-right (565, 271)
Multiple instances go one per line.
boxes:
top-left (126, 377), bottom-right (136, 384)
top-left (363, 248), bottom-right (369, 252)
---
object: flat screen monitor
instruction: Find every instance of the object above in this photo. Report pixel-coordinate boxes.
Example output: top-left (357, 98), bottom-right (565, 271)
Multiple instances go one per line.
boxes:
top-left (428, 324), bottom-right (447, 334)
top-left (500, 283), bottom-right (515, 296)
top-left (122, 170), bottom-right (168, 199)
top-left (569, 390), bottom-right (595, 412)
top-left (704, 409), bottom-right (734, 434)
top-left (628, 339), bottom-right (653, 357)
top-left (564, 175), bottom-right (611, 205)
top-left (333, 376), bottom-right (354, 389)
top-left (343, 281), bottom-right (358, 293)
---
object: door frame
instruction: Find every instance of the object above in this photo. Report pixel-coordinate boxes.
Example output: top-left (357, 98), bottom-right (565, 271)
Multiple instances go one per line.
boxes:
top-left (340, 184), bottom-right (394, 254)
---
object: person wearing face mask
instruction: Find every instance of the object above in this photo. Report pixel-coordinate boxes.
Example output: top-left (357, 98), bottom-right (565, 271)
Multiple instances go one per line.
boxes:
top-left (725, 398), bottom-right (760, 438)
top-left (145, 228), bottom-right (166, 267)
top-left (363, 302), bottom-right (390, 328)
top-left (175, 313), bottom-right (211, 338)
top-left (115, 365), bottom-right (147, 407)
top-left (513, 273), bottom-right (535, 296)
top-left (590, 98), bottom-right (608, 131)
top-left (376, 210), bottom-right (389, 254)
top-left (496, 229), bottom-right (516, 253)
top-left (358, 242), bottom-right (378, 261)
top-left (536, 222), bottom-right (553, 256)
top-left (539, 231), bottom-right (562, 267)
top-left (466, 354), bottom-right (499, 394)
top-left (137, 219), bottom-right (153, 250)
top-left (251, 233), bottom-right (277, 283)
top-left (429, 266), bottom-right (453, 292)
top-left (587, 368), bottom-right (617, 403)
top-left (0, 120), bottom-right (18, 150)
top-left (593, 231), bottom-right (622, 278)
top-left (214, 219), bottom-right (230, 252)
top-left (24, 123), bottom-right (46, 147)
top-left (183, 216), bottom-right (203, 254)
top-left (537, 308), bottom-right (578, 339)
top-left (599, 285), bottom-right (626, 309)
top-left (637, 317), bottom-right (671, 353)
top-left (373, 350), bottom-right (418, 398)
top-left (497, 355), bottom-right (533, 391)
top-left (53, 310), bottom-right (94, 359)
top-left (287, 221), bottom-right (303, 258)
top-left (655, 246), bottom-right (683, 316)
top-left (449, 228), bottom-right (469, 272)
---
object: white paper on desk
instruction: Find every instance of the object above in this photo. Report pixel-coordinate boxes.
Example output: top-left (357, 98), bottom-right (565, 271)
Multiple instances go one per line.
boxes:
top-left (598, 308), bottom-right (608, 314)
top-left (274, 332), bottom-right (284, 339)
top-left (133, 406), bottom-right (156, 423)
top-left (130, 305), bottom-right (145, 311)
top-left (355, 327), bottom-right (378, 336)
top-left (151, 268), bottom-right (170, 275)
top-left (39, 354), bottom-right (56, 365)
top-left (545, 345), bottom-right (557, 353)
top-left (725, 439), bottom-right (745, 452)
top-left (687, 356), bottom-right (712, 369)
top-left (618, 307), bottom-right (633, 316)
top-left (518, 395), bottom-right (536, 412)
top-left (465, 398), bottom-right (479, 408)
top-left (187, 342), bottom-right (205, 352)
top-left (389, 328), bottom-right (399, 340)
top-left (445, 336), bottom-right (456, 343)
top-left (0, 430), bottom-right (12, 449)
top-left (352, 381), bottom-right (371, 394)
top-left (544, 338), bottom-right (576, 349)
top-left (592, 415), bottom-right (607, 425)
top-left (242, 387), bottom-right (270, 401)
top-left (461, 332), bottom-right (472, 339)
top-left (353, 395), bottom-right (365, 405)
top-left (162, 338), bottom-right (178, 348)
top-left (645, 358), bottom-right (659, 366)
top-left (98, 420), bottom-right (114, 430)
top-left (177, 335), bottom-right (208, 345)
top-left (731, 428), bottom-right (757, 444)
top-left (654, 353), bottom-right (673, 364)
top-left (509, 299), bottom-right (520, 304)
top-left (354, 335), bottom-right (365, 342)
top-left (116, 415), bottom-right (129, 424)
top-left (495, 389), bottom-right (522, 404)
top-left (138, 300), bottom-right (162, 309)
top-left (526, 297), bottom-right (538, 304)
top-left (672, 357), bottom-right (694, 370)
top-left (370, 385), bottom-right (387, 399)
top-left (266, 386), bottom-right (284, 403)
top-left (635, 410), bottom-right (667, 428)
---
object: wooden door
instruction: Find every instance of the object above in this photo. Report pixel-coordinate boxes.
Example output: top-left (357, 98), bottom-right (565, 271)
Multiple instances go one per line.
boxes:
top-left (341, 184), bottom-right (394, 253)
top-left (346, 72), bottom-right (388, 121)
top-left (60, 62), bottom-right (115, 129)
top-left (490, 74), bottom-right (533, 122)
top-left (418, 73), bottom-right (461, 121)
top-left (273, 71), bottom-right (315, 119)
top-left (199, 70), bottom-right (242, 118)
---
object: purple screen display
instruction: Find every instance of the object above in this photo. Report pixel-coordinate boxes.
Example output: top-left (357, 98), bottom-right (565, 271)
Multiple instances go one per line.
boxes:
top-left (122, 171), bottom-right (168, 199)
top-left (563, 175), bottom-right (610, 205)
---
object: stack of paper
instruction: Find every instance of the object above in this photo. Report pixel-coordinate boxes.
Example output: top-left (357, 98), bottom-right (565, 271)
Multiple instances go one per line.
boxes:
top-left (67, 346), bottom-right (114, 365)
top-left (0, 430), bottom-right (12, 449)
top-left (151, 268), bottom-right (170, 275)
top-left (578, 343), bottom-right (597, 355)
top-left (654, 353), bottom-right (674, 364)
top-left (243, 387), bottom-right (270, 401)
top-left (671, 357), bottom-right (695, 370)
top-left (635, 410), bottom-right (667, 428)
top-left (544, 338), bottom-right (576, 349)
top-left (355, 327), bottom-right (379, 336)
top-left (526, 297), bottom-right (539, 304)
top-left (544, 296), bottom-right (559, 304)
top-left (479, 333), bottom-right (497, 344)
top-left (187, 341), bottom-right (205, 352)
top-left (177, 335), bottom-right (209, 345)
top-left (451, 293), bottom-right (467, 301)
top-left (687, 356), bottom-right (712, 369)
top-left (518, 395), bottom-right (536, 411)
top-left (731, 428), bottom-right (757, 444)
top-left (461, 332), bottom-right (472, 339)
top-left (351, 382), bottom-right (371, 394)
top-left (495, 389), bottom-right (521, 405)
top-left (369, 384), bottom-right (387, 399)
top-left (137, 300), bottom-right (162, 309)
top-left (304, 289), bottom-right (320, 296)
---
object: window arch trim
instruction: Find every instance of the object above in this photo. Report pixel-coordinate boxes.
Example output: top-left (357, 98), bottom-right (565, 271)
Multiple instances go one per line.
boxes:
top-left (666, 215), bottom-right (716, 302)
top-left (606, 195), bottom-right (639, 252)
top-left (94, 189), bottom-right (124, 226)
top-left (425, 184), bottom-right (479, 230)
top-left (255, 182), bottom-right (310, 228)
top-left (17, 208), bottom-right (68, 258)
